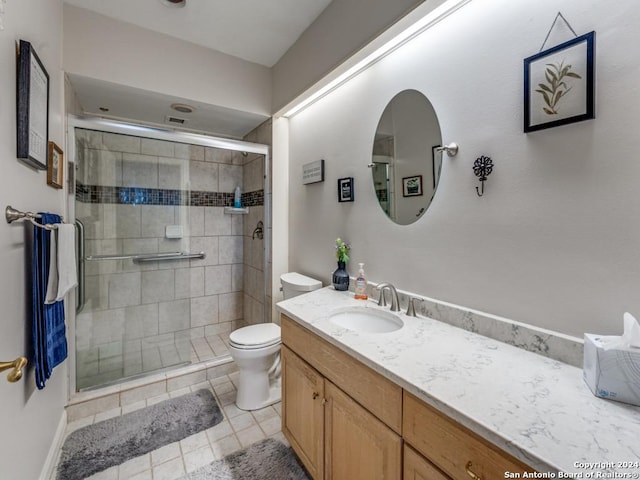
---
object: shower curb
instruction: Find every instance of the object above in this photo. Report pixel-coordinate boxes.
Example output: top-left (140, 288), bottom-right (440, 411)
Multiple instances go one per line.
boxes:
top-left (66, 356), bottom-right (237, 422)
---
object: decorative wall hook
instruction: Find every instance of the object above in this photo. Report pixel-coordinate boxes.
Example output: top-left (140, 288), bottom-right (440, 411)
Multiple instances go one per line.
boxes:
top-left (473, 156), bottom-right (493, 197)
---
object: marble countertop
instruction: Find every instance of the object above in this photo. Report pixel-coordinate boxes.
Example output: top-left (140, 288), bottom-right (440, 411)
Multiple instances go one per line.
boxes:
top-left (277, 287), bottom-right (640, 476)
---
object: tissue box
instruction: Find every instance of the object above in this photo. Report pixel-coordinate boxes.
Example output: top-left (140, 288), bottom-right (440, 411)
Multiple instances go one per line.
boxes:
top-left (583, 333), bottom-right (640, 406)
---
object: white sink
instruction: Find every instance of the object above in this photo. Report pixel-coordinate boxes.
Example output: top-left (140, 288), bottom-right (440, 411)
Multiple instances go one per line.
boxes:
top-left (329, 306), bottom-right (404, 333)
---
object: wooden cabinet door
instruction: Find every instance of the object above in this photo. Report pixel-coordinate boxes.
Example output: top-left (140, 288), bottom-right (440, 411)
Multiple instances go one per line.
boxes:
top-left (324, 380), bottom-right (401, 480)
top-left (403, 392), bottom-right (534, 480)
top-left (282, 346), bottom-right (325, 480)
top-left (404, 445), bottom-right (451, 480)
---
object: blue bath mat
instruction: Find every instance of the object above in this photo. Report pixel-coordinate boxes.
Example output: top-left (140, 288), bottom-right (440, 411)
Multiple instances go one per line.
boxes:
top-left (57, 389), bottom-right (223, 480)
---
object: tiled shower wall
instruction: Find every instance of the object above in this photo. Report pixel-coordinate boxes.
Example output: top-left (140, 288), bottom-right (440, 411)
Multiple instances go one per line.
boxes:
top-left (241, 119), bottom-right (272, 326)
top-left (74, 128), bottom-right (264, 389)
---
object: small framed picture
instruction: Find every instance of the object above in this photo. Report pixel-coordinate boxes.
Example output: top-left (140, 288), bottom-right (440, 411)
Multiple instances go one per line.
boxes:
top-left (47, 142), bottom-right (64, 189)
top-left (402, 175), bottom-right (423, 197)
top-left (337, 177), bottom-right (354, 202)
top-left (524, 31), bottom-right (595, 133)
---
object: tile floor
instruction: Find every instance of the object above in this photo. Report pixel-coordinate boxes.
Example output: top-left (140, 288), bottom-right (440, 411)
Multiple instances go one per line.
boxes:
top-left (54, 370), bottom-right (286, 480)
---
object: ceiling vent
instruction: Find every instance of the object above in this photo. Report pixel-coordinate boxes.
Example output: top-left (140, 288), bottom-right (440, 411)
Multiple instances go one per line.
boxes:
top-left (159, 0), bottom-right (186, 7)
top-left (170, 103), bottom-right (195, 114)
top-left (165, 115), bottom-right (188, 125)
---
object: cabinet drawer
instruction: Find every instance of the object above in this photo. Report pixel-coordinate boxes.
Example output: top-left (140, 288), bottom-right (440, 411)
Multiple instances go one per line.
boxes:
top-left (403, 392), bottom-right (535, 480)
top-left (282, 315), bottom-right (402, 434)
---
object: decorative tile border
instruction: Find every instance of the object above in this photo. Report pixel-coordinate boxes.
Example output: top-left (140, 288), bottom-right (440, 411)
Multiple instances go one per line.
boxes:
top-left (76, 183), bottom-right (264, 207)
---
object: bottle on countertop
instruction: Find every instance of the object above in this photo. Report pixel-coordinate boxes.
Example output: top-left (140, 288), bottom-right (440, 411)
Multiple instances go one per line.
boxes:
top-left (354, 263), bottom-right (368, 300)
top-left (234, 186), bottom-right (242, 208)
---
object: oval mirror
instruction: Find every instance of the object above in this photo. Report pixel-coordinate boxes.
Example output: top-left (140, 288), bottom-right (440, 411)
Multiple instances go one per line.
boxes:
top-left (371, 89), bottom-right (442, 225)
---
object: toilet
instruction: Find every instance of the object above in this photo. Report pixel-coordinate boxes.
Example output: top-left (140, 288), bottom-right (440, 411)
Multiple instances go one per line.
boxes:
top-left (229, 272), bottom-right (322, 411)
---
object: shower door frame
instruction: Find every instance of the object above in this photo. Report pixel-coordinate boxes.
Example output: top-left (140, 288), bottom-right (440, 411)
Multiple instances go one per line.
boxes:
top-left (66, 115), bottom-right (271, 398)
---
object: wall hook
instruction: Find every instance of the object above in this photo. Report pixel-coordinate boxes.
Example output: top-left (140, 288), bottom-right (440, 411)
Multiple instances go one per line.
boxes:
top-left (473, 156), bottom-right (493, 197)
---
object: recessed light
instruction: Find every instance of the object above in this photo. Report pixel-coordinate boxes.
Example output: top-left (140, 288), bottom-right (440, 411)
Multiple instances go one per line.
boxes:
top-left (170, 103), bottom-right (195, 114)
top-left (159, 0), bottom-right (186, 8)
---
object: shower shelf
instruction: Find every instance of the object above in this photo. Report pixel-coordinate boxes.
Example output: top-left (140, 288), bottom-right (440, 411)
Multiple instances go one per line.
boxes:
top-left (224, 207), bottom-right (249, 215)
top-left (85, 251), bottom-right (206, 263)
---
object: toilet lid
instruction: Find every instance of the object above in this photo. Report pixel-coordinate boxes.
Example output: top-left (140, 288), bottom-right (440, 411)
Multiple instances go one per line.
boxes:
top-left (280, 272), bottom-right (322, 292)
top-left (229, 323), bottom-right (281, 349)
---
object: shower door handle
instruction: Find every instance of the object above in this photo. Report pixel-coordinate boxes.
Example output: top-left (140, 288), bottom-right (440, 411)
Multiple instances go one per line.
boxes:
top-left (75, 219), bottom-right (86, 314)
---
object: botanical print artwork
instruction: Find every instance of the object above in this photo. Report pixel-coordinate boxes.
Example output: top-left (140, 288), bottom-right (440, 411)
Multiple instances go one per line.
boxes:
top-left (535, 59), bottom-right (582, 116)
top-left (524, 31), bottom-right (594, 132)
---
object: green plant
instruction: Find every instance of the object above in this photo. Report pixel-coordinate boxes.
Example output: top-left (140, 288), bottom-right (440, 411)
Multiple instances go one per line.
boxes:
top-left (335, 238), bottom-right (350, 264)
top-left (535, 60), bottom-right (582, 115)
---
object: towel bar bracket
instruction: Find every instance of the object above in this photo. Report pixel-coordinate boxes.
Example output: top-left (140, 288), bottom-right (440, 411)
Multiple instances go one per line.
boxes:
top-left (0, 356), bottom-right (28, 383)
top-left (6, 205), bottom-right (58, 230)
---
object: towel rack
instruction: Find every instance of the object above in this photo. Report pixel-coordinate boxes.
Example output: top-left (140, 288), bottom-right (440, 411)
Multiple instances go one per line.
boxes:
top-left (84, 251), bottom-right (206, 263)
top-left (6, 205), bottom-right (59, 230)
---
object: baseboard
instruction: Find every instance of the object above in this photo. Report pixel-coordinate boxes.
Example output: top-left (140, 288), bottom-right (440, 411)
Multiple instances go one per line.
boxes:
top-left (39, 409), bottom-right (67, 480)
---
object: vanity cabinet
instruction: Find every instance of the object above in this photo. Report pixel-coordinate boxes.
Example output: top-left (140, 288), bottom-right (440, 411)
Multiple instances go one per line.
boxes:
top-left (282, 315), bottom-right (402, 480)
top-left (282, 314), bottom-right (535, 480)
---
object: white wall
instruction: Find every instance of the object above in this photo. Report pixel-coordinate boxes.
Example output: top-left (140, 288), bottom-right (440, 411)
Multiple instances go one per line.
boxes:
top-left (0, 0), bottom-right (67, 478)
top-left (272, 0), bottom-right (424, 111)
top-left (63, 4), bottom-right (272, 117)
top-left (287, 0), bottom-right (640, 338)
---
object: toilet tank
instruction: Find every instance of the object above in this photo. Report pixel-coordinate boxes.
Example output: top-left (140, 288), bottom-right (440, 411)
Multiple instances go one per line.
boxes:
top-left (280, 272), bottom-right (322, 299)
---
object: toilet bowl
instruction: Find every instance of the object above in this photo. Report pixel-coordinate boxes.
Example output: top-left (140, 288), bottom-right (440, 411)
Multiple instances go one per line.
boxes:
top-left (229, 323), bottom-right (282, 411)
top-left (229, 272), bottom-right (322, 411)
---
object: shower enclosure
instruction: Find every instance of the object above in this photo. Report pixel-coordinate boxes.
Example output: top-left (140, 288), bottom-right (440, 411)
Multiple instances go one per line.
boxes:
top-left (69, 117), bottom-right (270, 391)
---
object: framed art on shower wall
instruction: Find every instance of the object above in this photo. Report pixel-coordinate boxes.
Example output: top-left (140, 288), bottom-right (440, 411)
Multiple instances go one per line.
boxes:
top-left (524, 31), bottom-right (595, 133)
top-left (17, 40), bottom-right (50, 169)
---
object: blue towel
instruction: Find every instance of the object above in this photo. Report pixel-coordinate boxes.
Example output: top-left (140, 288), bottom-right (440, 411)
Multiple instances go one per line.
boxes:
top-left (33, 213), bottom-right (68, 389)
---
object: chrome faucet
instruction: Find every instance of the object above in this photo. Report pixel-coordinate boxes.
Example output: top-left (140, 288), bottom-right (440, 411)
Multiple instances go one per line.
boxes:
top-left (377, 283), bottom-right (400, 312)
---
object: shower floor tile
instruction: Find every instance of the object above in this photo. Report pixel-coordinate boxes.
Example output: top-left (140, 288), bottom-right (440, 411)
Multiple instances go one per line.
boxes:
top-left (77, 332), bottom-right (232, 391)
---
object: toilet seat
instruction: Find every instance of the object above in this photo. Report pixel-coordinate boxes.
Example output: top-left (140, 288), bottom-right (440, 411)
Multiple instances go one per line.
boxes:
top-left (229, 323), bottom-right (281, 350)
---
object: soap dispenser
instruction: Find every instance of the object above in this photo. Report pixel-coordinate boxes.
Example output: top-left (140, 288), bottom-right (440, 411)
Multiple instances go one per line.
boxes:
top-left (354, 263), bottom-right (368, 300)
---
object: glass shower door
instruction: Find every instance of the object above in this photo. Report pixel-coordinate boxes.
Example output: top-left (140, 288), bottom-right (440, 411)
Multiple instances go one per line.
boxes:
top-left (74, 127), bottom-right (192, 390)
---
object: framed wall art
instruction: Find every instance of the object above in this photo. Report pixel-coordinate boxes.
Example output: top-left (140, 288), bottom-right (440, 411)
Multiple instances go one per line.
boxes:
top-left (431, 145), bottom-right (442, 189)
top-left (402, 175), bottom-right (423, 197)
top-left (302, 159), bottom-right (325, 184)
top-left (524, 31), bottom-right (595, 133)
top-left (17, 39), bottom-right (50, 169)
top-left (47, 142), bottom-right (63, 189)
top-left (337, 177), bottom-right (354, 202)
